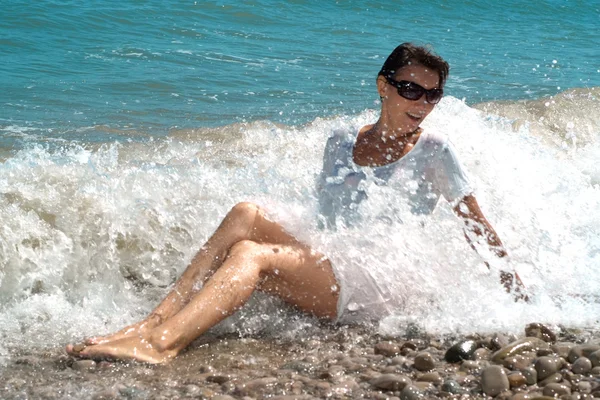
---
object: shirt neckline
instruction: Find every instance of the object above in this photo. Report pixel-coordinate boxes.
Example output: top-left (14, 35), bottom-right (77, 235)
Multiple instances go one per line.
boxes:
top-left (350, 128), bottom-right (427, 170)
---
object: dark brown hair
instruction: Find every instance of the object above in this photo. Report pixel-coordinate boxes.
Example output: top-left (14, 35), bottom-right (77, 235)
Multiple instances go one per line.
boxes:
top-left (378, 43), bottom-right (450, 88)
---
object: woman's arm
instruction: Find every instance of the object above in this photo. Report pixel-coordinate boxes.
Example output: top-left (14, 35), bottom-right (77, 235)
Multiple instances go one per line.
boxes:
top-left (453, 194), bottom-right (507, 258)
top-left (453, 194), bottom-right (528, 301)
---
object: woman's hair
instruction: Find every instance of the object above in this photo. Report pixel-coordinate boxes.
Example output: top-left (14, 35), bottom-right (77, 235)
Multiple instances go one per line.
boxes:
top-left (378, 43), bottom-right (450, 88)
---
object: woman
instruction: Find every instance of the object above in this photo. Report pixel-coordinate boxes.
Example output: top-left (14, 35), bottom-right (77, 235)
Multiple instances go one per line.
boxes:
top-left (67, 43), bottom-right (523, 364)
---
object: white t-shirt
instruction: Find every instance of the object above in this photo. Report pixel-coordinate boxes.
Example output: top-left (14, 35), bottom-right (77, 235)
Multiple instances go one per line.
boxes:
top-left (317, 126), bottom-right (473, 229)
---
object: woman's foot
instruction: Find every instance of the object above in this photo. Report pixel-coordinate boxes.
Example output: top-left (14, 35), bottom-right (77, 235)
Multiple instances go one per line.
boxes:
top-left (66, 333), bottom-right (178, 364)
top-left (84, 313), bottom-right (163, 345)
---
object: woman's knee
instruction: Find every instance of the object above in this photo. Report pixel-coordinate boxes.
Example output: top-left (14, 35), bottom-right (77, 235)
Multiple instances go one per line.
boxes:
top-left (227, 239), bottom-right (266, 262)
top-left (224, 202), bottom-right (262, 239)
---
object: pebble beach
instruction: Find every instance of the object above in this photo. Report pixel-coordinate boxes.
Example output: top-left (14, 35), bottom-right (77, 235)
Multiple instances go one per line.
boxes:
top-left (3, 322), bottom-right (600, 399)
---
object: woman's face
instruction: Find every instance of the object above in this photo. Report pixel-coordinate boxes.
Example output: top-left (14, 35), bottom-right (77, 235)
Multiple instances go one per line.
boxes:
top-left (377, 63), bottom-right (441, 134)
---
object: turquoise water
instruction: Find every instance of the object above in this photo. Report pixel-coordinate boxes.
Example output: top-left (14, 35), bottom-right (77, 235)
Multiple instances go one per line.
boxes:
top-left (0, 0), bottom-right (599, 363)
top-left (1, 0), bottom-right (598, 143)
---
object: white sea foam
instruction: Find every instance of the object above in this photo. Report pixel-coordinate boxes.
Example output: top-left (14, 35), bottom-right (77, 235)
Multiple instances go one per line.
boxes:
top-left (0, 96), bottom-right (598, 363)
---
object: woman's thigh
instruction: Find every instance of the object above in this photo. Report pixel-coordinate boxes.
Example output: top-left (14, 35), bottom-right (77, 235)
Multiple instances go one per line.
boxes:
top-left (254, 243), bottom-right (339, 319)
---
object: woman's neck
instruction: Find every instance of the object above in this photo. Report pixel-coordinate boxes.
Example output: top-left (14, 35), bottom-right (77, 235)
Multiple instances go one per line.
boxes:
top-left (353, 121), bottom-right (422, 167)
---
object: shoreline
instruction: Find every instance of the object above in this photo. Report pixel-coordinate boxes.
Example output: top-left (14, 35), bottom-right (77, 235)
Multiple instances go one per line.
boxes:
top-left (2, 323), bottom-right (600, 399)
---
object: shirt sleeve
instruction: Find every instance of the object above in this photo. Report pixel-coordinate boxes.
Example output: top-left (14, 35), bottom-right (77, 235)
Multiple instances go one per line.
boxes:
top-left (432, 140), bottom-right (473, 205)
top-left (316, 131), bottom-right (347, 228)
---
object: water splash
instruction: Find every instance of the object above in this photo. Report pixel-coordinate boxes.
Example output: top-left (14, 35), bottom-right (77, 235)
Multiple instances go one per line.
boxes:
top-left (0, 96), bottom-right (598, 363)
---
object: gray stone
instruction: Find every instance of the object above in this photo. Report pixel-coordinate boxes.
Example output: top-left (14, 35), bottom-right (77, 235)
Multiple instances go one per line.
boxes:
top-left (331, 379), bottom-right (359, 396)
top-left (525, 323), bottom-right (558, 343)
top-left (538, 372), bottom-right (563, 386)
top-left (399, 385), bottom-right (423, 400)
top-left (572, 356), bottom-right (593, 374)
top-left (473, 347), bottom-right (492, 361)
top-left (491, 333), bottom-right (510, 351)
top-left (521, 367), bottom-right (538, 385)
top-left (370, 374), bottom-right (412, 391)
top-left (72, 359), bottom-right (96, 372)
top-left (568, 345), bottom-right (600, 363)
top-left (440, 379), bottom-right (462, 394)
top-left (375, 341), bottom-right (401, 357)
top-left (91, 388), bottom-right (119, 400)
top-left (481, 365), bottom-right (510, 396)
top-left (588, 349), bottom-right (600, 367)
top-left (460, 360), bottom-right (482, 373)
top-left (416, 371), bottom-right (442, 385)
top-left (510, 393), bottom-right (533, 400)
top-left (542, 382), bottom-right (571, 397)
top-left (413, 352), bottom-right (435, 371)
top-left (413, 381), bottom-right (433, 392)
top-left (235, 377), bottom-right (278, 396)
top-left (578, 380), bottom-right (593, 394)
top-left (550, 342), bottom-right (576, 359)
top-left (534, 356), bottom-right (563, 381)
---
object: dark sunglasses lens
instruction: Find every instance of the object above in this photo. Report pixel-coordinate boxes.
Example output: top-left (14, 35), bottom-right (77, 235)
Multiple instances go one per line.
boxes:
top-left (397, 83), bottom-right (424, 100)
top-left (426, 89), bottom-right (443, 104)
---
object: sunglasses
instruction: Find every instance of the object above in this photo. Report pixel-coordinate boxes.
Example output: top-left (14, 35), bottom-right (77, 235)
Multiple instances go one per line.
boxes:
top-left (385, 76), bottom-right (444, 104)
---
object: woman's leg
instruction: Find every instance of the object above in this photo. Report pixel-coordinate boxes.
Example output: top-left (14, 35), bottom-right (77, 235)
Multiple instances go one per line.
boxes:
top-left (84, 202), bottom-right (314, 345)
top-left (69, 239), bottom-right (339, 364)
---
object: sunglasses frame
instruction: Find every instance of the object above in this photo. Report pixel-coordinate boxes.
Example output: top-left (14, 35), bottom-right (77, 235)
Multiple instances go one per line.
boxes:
top-left (385, 76), bottom-right (444, 104)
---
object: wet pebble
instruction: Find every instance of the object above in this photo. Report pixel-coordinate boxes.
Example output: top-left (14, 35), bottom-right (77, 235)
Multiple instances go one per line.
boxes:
top-left (91, 388), bottom-right (119, 400)
top-left (444, 340), bottom-right (479, 363)
top-left (441, 379), bottom-right (462, 394)
top-left (390, 355), bottom-right (407, 366)
top-left (538, 372), bottom-right (563, 386)
top-left (413, 352), bottom-right (435, 371)
top-left (369, 374), bottom-right (412, 391)
top-left (578, 380), bottom-right (592, 393)
top-left (492, 337), bottom-right (551, 363)
top-left (206, 374), bottom-right (233, 384)
top-left (374, 341), bottom-right (401, 357)
top-left (507, 371), bottom-right (527, 388)
top-left (525, 323), bottom-right (558, 343)
top-left (534, 356), bottom-right (564, 381)
top-left (212, 396), bottom-right (237, 400)
top-left (235, 377), bottom-right (278, 396)
top-left (459, 360), bottom-right (482, 373)
top-left (542, 382), bottom-right (571, 396)
top-left (399, 384), bottom-right (423, 400)
top-left (572, 356), bottom-right (593, 374)
top-left (481, 365), bottom-right (510, 396)
top-left (521, 366), bottom-right (538, 385)
top-left (568, 345), bottom-right (600, 363)
top-left (510, 393), bottom-right (532, 400)
top-left (588, 349), bottom-right (600, 367)
top-left (473, 347), bottom-right (492, 361)
top-left (72, 360), bottom-right (96, 372)
top-left (504, 354), bottom-right (535, 370)
top-left (416, 371), bottom-right (442, 385)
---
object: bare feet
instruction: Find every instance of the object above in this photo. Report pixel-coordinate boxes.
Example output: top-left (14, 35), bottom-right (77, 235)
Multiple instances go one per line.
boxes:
top-left (67, 333), bottom-right (178, 364)
top-left (84, 314), bottom-right (163, 345)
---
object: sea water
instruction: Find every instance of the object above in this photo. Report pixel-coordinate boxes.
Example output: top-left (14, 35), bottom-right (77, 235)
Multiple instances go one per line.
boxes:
top-left (0, 0), bottom-right (599, 363)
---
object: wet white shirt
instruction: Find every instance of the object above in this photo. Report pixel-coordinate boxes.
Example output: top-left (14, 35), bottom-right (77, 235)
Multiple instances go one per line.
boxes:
top-left (317, 126), bottom-right (473, 229)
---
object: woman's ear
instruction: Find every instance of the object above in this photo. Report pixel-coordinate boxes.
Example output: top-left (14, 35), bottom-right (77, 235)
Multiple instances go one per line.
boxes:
top-left (376, 75), bottom-right (388, 100)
